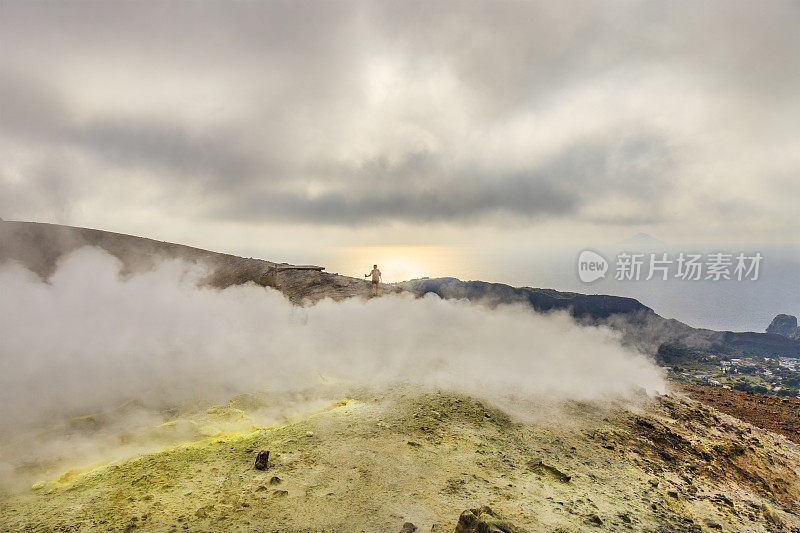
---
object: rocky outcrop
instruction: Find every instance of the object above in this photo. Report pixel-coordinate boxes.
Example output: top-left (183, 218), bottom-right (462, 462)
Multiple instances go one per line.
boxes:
top-left (767, 314), bottom-right (800, 340)
top-left (254, 450), bottom-right (270, 470)
top-left (454, 506), bottom-right (523, 533)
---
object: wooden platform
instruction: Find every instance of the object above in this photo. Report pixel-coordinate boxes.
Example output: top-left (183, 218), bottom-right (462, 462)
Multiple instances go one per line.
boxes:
top-left (272, 264), bottom-right (325, 271)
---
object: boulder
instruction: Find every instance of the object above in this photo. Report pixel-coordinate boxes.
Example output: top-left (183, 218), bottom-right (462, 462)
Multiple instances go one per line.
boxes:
top-left (254, 450), bottom-right (270, 470)
top-left (767, 314), bottom-right (800, 340)
top-left (454, 506), bottom-right (523, 533)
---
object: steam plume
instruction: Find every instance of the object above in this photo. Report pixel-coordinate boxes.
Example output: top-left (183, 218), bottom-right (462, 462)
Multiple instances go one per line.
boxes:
top-left (0, 247), bottom-right (663, 485)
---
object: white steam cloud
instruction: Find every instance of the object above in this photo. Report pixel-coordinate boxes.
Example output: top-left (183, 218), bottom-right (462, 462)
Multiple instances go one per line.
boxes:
top-left (0, 247), bottom-right (663, 485)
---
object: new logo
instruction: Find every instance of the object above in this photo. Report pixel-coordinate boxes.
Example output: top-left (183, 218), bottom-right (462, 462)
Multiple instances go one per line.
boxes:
top-left (577, 250), bottom-right (608, 283)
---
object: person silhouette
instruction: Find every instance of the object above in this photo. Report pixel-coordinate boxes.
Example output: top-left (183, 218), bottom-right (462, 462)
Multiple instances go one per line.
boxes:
top-left (365, 264), bottom-right (381, 295)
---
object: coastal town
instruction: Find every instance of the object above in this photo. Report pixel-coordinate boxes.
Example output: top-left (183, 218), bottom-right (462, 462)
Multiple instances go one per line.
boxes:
top-left (663, 348), bottom-right (800, 397)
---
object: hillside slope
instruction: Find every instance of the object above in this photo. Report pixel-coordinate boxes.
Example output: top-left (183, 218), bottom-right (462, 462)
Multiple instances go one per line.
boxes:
top-left (399, 278), bottom-right (800, 357)
top-left (0, 220), bottom-right (397, 302)
top-left (3, 220), bottom-right (798, 358)
top-left (1, 390), bottom-right (798, 532)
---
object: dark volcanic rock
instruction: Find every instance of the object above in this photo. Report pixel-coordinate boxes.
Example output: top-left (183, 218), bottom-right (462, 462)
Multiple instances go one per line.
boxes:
top-left (399, 522), bottom-right (417, 533)
top-left (767, 314), bottom-right (800, 340)
top-left (254, 450), bottom-right (270, 470)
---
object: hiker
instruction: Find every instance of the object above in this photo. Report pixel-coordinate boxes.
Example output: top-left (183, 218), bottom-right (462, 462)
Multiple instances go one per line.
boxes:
top-left (365, 264), bottom-right (381, 295)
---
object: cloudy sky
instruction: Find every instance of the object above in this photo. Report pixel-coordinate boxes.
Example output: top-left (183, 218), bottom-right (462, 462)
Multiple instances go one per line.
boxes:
top-left (1, 1), bottom-right (798, 264)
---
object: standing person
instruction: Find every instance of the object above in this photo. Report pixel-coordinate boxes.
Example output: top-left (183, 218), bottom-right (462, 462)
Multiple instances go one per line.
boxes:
top-left (365, 264), bottom-right (381, 295)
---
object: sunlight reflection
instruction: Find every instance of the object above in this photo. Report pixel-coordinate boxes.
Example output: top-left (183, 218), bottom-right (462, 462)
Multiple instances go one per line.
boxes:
top-left (327, 245), bottom-right (465, 283)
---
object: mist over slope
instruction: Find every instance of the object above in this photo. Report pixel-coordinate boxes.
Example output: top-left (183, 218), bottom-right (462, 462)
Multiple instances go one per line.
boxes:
top-left (0, 220), bottom-right (392, 301)
top-left (4, 221), bottom-right (798, 358)
top-left (0, 245), bottom-right (663, 488)
top-left (400, 277), bottom-right (800, 357)
top-left (0, 246), bottom-right (663, 428)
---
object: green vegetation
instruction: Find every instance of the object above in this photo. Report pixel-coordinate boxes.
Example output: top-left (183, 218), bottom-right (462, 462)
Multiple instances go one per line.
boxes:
top-left (658, 343), bottom-right (800, 398)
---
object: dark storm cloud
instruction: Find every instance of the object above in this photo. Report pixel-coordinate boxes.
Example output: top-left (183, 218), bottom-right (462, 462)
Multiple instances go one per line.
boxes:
top-left (210, 134), bottom-right (674, 224)
top-left (0, 0), bottom-right (798, 229)
top-left (214, 164), bottom-right (581, 225)
top-left (0, 74), bottom-right (264, 189)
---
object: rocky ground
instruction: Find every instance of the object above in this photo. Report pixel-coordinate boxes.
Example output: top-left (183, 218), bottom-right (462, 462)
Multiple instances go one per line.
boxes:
top-left (1, 389), bottom-right (798, 532)
top-left (678, 383), bottom-right (800, 445)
